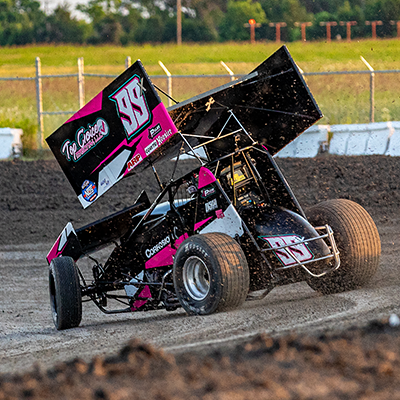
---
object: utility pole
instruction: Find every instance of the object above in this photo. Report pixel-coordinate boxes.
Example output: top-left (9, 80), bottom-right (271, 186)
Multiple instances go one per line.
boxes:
top-left (319, 21), bottom-right (337, 43)
top-left (177, 0), bottom-right (182, 45)
top-left (339, 21), bottom-right (357, 42)
top-left (294, 22), bottom-right (312, 42)
top-left (268, 22), bottom-right (287, 43)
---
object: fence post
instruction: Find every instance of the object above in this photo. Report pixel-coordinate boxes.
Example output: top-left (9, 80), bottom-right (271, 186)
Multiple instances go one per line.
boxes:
top-left (78, 57), bottom-right (85, 109)
top-left (125, 56), bottom-right (131, 69)
top-left (220, 61), bottom-right (235, 81)
top-left (35, 57), bottom-right (44, 149)
top-left (158, 61), bottom-right (172, 107)
top-left (361, 56), bottom-right (375, 123)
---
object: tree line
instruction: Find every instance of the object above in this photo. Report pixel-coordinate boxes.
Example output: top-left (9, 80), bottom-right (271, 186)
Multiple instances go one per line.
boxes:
top-left (2, 0), bottom-right (400, 46)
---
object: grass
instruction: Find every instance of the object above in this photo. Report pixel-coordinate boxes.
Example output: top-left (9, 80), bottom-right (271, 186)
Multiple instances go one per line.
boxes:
top-left (0, 39), bottom-right (399, 154)
top-left (0, 40), bottom-right (399, 73)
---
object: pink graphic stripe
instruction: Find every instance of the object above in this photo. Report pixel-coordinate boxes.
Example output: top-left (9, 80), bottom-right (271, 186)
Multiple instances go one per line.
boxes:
top-left (131, 286), bottom-right (152, 311)
top-left (198, 167), bottom-right (216, 189)
top-left (46, 237), bottom-right (62, 264)
top-left (66, 92), bottom-right (103, 123)
top-left (194, 217), bottom-right (212, 232)
top-left (145, 245), bottom-right (175, 269)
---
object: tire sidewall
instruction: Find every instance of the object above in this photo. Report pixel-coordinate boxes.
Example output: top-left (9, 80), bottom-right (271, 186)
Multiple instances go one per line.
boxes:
top-left (49, 262), bottom-right (61, 329)
top-left (49, 257), bottom-right (82, 330)
top-left (174, 237), bottom-right (223, 315)
top-left (306, 199), bottom-right (380, 293)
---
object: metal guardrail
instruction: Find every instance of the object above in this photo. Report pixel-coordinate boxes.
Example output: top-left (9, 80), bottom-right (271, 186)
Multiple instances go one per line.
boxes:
top-left (0, 55), bottom-right (399, 149)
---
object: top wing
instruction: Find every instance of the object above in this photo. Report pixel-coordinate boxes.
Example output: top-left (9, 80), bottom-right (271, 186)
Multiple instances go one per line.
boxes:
top-left (168, 45), bottom-right (322, 158)
top-left (46, 60), bottom-right (179, 208)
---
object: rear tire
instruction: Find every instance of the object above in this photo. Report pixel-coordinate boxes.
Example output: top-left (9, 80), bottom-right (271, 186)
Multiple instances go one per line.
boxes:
top-left (173, 233), bottom-right (249, 315)
top-left (49, 256), bottom-right (82, 330)
top-left (306, 199), bottom-right (380, 294)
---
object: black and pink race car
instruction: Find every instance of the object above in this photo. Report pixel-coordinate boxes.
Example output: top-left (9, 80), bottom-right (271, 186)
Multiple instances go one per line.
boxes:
top-left (46, 46), bottom-right (381, 330)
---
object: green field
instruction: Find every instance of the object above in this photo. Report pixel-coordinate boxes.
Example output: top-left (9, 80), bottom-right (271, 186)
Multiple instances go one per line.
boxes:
top-left (1, 39), bottom-right (399, 153)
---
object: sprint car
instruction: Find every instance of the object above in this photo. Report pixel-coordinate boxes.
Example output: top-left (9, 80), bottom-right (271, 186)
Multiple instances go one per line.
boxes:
top-left (46, 46), bottom-right (381, 330)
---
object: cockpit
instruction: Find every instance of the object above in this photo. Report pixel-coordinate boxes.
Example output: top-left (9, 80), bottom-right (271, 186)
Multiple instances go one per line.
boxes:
top-left (218, 159), bottom-right (268, 211)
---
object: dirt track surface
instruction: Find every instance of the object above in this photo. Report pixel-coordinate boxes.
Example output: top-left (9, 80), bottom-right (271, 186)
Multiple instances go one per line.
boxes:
top-left (1, 155), bottom-right (400, 399)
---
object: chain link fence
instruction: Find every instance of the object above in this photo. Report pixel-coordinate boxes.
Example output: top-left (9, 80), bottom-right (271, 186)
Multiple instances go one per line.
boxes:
top-left (0, 56), bottom-right (399, 149)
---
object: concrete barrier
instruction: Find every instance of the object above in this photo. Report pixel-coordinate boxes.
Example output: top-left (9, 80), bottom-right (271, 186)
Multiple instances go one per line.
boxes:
top-left (386, 122), bottom-right (400, 156)
top-left (329, 122), bottom-right (392, 156)
top-left (0, 128), bottom-right (23, 159)
top-left (275, 125), bottom-right (329, 158)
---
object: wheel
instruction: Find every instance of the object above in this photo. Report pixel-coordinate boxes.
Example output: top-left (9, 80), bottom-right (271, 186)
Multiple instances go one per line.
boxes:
top-left (49, 256), bottom-right (82, 330)
top-left (306, 199), bottom-right (380, 294)
top-left (173, 232), bottom-right (249, 315)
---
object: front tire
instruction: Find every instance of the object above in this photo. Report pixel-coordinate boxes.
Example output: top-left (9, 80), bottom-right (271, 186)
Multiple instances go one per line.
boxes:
top-left (306, 199), bottom-right (380, 294)
top-left (49, 256), bottom-right (82, 330)
top-left (173, 233), bottom-right (249, 315)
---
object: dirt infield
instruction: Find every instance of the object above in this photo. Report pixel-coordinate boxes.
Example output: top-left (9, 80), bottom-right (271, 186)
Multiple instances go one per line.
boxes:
top-left (0, 155), bottom-right (398, 245)
top-left (1, 155), bottom-right (400, 399)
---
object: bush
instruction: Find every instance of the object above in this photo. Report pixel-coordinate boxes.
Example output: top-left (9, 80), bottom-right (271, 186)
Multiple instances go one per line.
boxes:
top-left (0, 107), bottom-right (38, 157)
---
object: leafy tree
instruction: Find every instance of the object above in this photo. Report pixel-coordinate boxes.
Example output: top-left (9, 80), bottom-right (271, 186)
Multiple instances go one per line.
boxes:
top-left (134, 9), bottom-right (175, 43)
top-left (259, 0), bottom-right (311, 41)
top-left (365, 0), bottom-right (400, 37)
top-left (77, 0), bottom-right (124, 43)
top-left (45, 5), bottom-right (90, 43)
top-left (184, 0), bottom-right (226, 41)
top-left (0, 0), bottom-right (46, 45)
top-left (219, 0), bottom-right (267, 41)
top-left (308, 11), bottom-right (337, 40)
top-left (335, 1), bottom-right (364, 38)
top-left (182, 15), bottom-right (217, 41)
top-left (300, 0), bottom-right (345, 14)
top-left (119, 3), bottom-right (142, 44)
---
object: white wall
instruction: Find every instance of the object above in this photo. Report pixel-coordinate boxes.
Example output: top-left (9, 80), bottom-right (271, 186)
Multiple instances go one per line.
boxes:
top-left (276, 121), bottom-right (400, 158)
top-left (0, 128), bottom-right (23, 159)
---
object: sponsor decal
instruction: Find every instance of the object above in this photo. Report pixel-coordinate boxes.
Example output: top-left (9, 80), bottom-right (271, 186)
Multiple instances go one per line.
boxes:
top-left (145, 236), bottom-right (171, 259)
top-left (187, 185), bottom-right (197, 195)
top-left (155, 128), bottom-right (173, 146)
top-left (127, 153), bottom-right (143, 171)
top-left (145, 140), bottom-right (158, 156)
top-left (215, 209), bottom-right (225, 219)
top-left (110, 76), bottom-right (151, 139)
top-left (201, 187), bottom-right (216, 198)
top-left (100, 176), bottom-right (110, 190)
top-left (205, 198), bottom-right (218, 213)
top-left (61, 118), bottom-right (109, 162)
top-left (149, 123), bottom-right (162, 139)
top-left (144, 129), bottom-right (175, 157)
top-left (81, 180), bottom-right (98, 202)
top-left (260, 235), bottom-right (313, 266)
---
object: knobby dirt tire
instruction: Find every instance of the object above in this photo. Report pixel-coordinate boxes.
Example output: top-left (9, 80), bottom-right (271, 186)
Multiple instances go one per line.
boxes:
top-left (173, 232), bottom-right (250, 315)
top-left (49, 256), bottom-right (82, 330)
top-left (306, 199), bottom-right (381, 294)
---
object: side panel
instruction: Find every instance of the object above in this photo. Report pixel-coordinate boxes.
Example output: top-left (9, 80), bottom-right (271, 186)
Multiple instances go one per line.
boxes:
top-left (46, 222), bottom-right (82, 264)
top-left (198, 204), bottom-right (244, 238)
top-left (46, 61), bottom-right (178, 208)
top-left (194, 169), bottom-right (244, 238)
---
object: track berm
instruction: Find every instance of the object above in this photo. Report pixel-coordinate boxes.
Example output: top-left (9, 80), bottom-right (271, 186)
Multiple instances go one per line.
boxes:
top-left (1, 155), bottom-right (400, 399)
